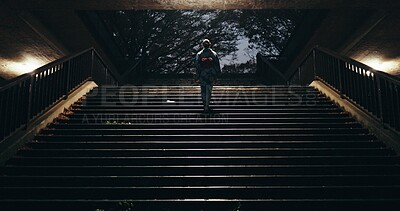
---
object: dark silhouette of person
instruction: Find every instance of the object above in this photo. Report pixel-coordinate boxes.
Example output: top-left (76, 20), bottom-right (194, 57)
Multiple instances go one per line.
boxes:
top-left (195, 39), bottom-right (221, 113)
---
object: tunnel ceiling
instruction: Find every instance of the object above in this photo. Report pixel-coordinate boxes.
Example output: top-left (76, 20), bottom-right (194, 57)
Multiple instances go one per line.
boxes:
top-left (5, 0), bottom-right (400, 10)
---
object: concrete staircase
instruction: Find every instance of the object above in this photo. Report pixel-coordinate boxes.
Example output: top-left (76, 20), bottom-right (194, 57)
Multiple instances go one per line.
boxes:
top-left (1, 86), bottom-right (400, 210)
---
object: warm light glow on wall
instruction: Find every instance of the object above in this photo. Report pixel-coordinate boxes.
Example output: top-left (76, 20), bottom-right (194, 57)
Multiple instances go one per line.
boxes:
top-left (362, 57), bottom-right (400, 75)
top-left (0, 56), bottom-right (46, 80)
top-left (155, 0), bottom-right (226, 7)
top-left (8, 56), bottom-right (43, 74)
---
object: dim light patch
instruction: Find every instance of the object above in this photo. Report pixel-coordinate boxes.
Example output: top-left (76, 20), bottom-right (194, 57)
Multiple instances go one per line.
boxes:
top-left (0, 56), bottom-right (46, 80)
top-left (362, 57), bottom-right (400, 75)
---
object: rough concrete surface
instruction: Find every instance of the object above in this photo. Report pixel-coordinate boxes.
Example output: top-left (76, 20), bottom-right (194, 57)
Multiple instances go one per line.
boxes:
top-left (0, 6), bottom-right (64, 80)
top-left (5, 0), bottom-right (400, 10)
top-left (347, 11), bottom-right (400, 76)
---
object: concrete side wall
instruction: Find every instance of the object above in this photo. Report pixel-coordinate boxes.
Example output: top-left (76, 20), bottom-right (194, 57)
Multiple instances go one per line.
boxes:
top-left (311, 80), bottom-right (400, 154)
top-left (0, 6), bottom-right (65, 82)
top-left (0, 81), bottom-right (97, 165)
top-left (285, 9), bottom-right (400, 79)
top-left (346, 11), bottom-right (400, 76)
top-left (5, 0), bottom-right (400, 10)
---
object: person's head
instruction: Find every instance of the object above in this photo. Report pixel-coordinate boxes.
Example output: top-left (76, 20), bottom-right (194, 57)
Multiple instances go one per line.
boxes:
top-left (202, 39), bottom-right (211, 48)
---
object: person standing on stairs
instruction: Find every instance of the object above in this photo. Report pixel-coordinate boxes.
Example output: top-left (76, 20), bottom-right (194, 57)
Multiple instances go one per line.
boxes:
top-left (195, 39), bottom-right (221, 113)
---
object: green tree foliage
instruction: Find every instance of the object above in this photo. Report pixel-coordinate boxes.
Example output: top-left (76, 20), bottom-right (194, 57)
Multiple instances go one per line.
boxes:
top-left (238, 10), bottom-right (303, 56)
top-left (99, 10), bottom-right (302, 74)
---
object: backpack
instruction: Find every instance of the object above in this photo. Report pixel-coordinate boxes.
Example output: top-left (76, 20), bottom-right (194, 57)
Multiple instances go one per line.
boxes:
top-left (199, 49), bottom-right (215, 68)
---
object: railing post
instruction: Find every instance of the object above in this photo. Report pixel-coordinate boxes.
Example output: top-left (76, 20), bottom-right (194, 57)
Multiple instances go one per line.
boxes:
top-left (313, 49), bottom-right (317, 79)
top-left (90, 49), bottom-right (95, 80)
top-left (65, 60), bottom-right (71, 98)
top-left (337, 59), bottom-right (344, 98)
top-left (25, 76), bottom-right (34, 129)
top-left (105, 68), bottom-right (108, 85)
top-left (298, 66), bottom-right (302, 85)
top-left (376, 76), bottom-right (385, 127)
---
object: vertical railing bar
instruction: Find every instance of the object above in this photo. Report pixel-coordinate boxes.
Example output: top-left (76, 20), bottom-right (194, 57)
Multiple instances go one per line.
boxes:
top-left (361, 68), bottom-right (367, 108)
top-left (8, 86), bottom-right (16, 134)
top-left (373, 74), bottom-right (381, 118)
top-left (49, 68), bottom-right (54, 105)
top-left (47, 68), bottom-right (53, 107)
top-left (45, 69), bottom-right (50, 108)
top-left (356, 67), bottom-right (361, 106)
top-left (337, 59), bottom-right (344, 98)
top-left (352, 65), bottom-right (357, 103)
top-left (2, 89), bottom-right (8, 138)
top-left (38, 71), bottom-right (43, 114)
top-left (26, 74), bottom-right (37, 121)
top-left (35, 72), bottom-right (42, 117)
top-left (19, 81), bottom-right (27, 127)
top-left (1, 48), bottom-right (118, 143)
top-left (388, 83), bottom-right (395, 128)
top-left (287, 46), bottom-right (400, 132)
top-left (4, 88), bottom-right (12, 137)
top-left (313, 49), bottom-right (317, 80)
top-left (0, 92), bottom-right (4, 139)
top-left (71, 58), bottom-right (75, 90)
top-left (59, 64), bottom-right (65, 99)
top-left (348, 65), bottom-right (353, 101)
top-left (396, 85), bottom-right (400, 130)
top-left (355, 67), bottom-right (360, 104)
top-left (55, 65), bottom-right (60, 101)
top-left (75, 57), bottom-right (78, 88)
top-left (10, 86), bottom-right (17, 132)
top-left (395, 85), bottom-right (400, 130)
top-left (2, 90), bottom-right (9, 138)
top-left (91, 50), bottom-right (95, 80)
top-left (71, 59), bottom-right (75, 91)
top-left (14, 83), bottom-right (22, 130)
top-left (105, 67), bottom-right (108, 85)
top-left (344, 62), bottom-right (349, 97)
top-left (44, 69), bottom-right (50, 110)
top-left (52, 67), bottom-right (57, 103)
top-left (60, 64), bottom-right (64, 97)
top-left (376, 76), bottom-right (385, 127)
top-left (40, 71), bottom-right (46, 113)
top-left (31, 74), bottom-right (37, 118)
top-left (66, 60), bottom-right (71, 96)
top-left (49, 68), bottom-right (53, 106)
top-left (40, 71), bottom-right (45, 114)
top-left (367, 73), bottom-right (372, 112)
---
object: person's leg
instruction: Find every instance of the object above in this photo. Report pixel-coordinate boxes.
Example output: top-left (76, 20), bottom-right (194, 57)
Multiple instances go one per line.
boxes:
top-left (205, 83), bottom-right (213, 110)
top-left (200, 70), bottom-right (214, 112)
top-left (200, 81), bottom-right (208, 111)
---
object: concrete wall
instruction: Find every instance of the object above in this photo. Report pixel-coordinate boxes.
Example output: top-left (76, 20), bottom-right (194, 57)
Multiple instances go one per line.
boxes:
top-left (1, 0), bottom-right (399, 84)
top-left (4, 0), bottom-right (400, 10)
top-left (0, 5), bottom-right (65, 82)
top-left (284, 9), bottom-right (400, 78)
top-left (346, 11), bottom-right (400, 76)
top-left (0, 2), bottom-right (118, 84)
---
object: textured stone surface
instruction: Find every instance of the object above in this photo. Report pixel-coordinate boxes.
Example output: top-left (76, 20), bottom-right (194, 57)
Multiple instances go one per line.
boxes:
top-left (5, 0), bottom-right (400, 10)
top-left (284, 9), bottom-right (375, 78)
top-left (284, 9), bottom-right (400, 78)
top-left (2, 0), bottom-right (400, 82)
top-left (0, 6), bottom-right (64, 80)
top-left (347, 12), bottom-right (400, 76)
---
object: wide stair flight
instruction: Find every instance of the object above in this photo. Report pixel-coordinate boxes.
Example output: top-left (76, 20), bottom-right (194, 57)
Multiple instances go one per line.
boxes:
top-left (1, 85), bottom-right (400, 210)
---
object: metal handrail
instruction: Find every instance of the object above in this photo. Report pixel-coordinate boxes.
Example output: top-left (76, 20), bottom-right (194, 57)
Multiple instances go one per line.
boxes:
top-left (0, 48), bottom-right (119, 91)
top-left (91, 48), bottom-right (120, 83)
top-left (256, 53), bottom-right (287, 84)
top-left (0, 49), bottom-right (92, 92)
top-left (0, 48), bottom-right (118, 142)
top-left (315, 47), bottom-right (400, 85)
top-left (289, 46), bottom-right (400, 133)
